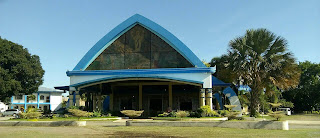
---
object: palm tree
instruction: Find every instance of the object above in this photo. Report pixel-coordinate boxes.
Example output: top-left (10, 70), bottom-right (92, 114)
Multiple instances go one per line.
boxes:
top-left (214, 29), bottom-right (300, 117)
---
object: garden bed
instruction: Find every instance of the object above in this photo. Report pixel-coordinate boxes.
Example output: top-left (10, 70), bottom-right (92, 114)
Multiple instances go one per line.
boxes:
top-left (151, 117), bottom-right (228, 121)
top-left (7, 116), bottom-right (118, 121)
top-left (0, 121), bottom-right (86, 126)
top-left (126, 120), bottom-right (289, 130)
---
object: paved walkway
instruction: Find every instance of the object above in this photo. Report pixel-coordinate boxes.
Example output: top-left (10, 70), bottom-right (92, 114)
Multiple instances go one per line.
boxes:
top-left (288, 120), bottom-right (320, 129)
top-left (0, 117), bottom-right (13, 121)
top-left (86, 121), bottom-right (126, 126)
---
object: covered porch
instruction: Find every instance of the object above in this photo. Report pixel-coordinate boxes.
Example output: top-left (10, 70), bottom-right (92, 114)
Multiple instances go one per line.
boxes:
top-left (67, 77), bottom-right (215, 117)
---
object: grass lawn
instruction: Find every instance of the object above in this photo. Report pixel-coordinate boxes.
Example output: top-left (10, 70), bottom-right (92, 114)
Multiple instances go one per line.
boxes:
top-left (243, 113), bottom-right (320, 121)
top-left (7, 116), bottom-right (118, 121)
top-left (0, 126), bottom-right (319, 138)
top-left (281, 114), bottom-right (320, 121)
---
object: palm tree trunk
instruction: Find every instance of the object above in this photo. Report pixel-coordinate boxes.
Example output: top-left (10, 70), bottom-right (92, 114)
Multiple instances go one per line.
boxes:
top-left (249, 83), bottom-right (262, 117)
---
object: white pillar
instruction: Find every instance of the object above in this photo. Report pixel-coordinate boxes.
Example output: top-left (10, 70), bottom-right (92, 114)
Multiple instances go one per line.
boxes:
top-left (199, 88), bottom-right (205, 107)
top-left (206, 88), bottom-right (213, 110)
top-left (75, 91), bottom-right (80, 107)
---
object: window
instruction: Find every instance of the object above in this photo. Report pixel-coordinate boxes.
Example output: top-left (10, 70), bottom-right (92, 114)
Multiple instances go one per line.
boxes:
top-left (15, 95), bottom-right (23, 100)
top-left (40, 95), bottom-right (44, 100)
top-left (86, 24), bottom-right (193, 70)
top-left (46, 96), bottom-right (50, 103)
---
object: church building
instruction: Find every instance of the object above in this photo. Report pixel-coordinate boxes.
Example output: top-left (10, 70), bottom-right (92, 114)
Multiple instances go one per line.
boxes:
top-left (62, 14), bottom-right (241, 116)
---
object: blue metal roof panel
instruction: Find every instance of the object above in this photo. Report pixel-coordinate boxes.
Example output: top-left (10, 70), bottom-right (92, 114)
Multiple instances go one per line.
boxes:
top-left (70, 75), bottom-right (204, 88)
top-left (67, 67), bottom-right (215, 76)
top-left (212, 76), bottom-right (231, 86)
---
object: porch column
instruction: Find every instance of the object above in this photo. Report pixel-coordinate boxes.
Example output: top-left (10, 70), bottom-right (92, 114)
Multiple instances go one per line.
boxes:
top-left (109, 86), bottom-right (114, 111)
top-left (75, 91), bottom-right (80, 107)
top-left (199, 88), bottom-right (205, 107)
top-left (92, 93), bottom-right (97, 110)
top-left (169, 82), bottom-right (173, 109)
top-left (37, 93), bottom-right (40, 109)
top-left (139, 83), bottom-right (143, 110)
top-left (96, 95), bottom-right (102, 111)
top-left (206, 88), bottom-right (213, 110)
top-left (24, 95), bottom-right (27, 112)
top-left (68, 91), bottom-right (74, 107)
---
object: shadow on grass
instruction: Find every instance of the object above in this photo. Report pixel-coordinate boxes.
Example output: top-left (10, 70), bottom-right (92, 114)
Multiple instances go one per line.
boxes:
top-left (112, 131), bottom-right (184, 138)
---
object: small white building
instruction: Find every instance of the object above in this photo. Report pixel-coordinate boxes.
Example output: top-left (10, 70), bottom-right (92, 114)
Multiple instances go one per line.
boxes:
top-left (10, 87), bottom-right (64, 112)
top-left (0, 101), bottom-right (9, 112)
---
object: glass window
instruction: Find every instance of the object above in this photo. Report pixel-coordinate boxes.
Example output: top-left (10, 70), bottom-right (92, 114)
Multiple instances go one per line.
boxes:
top-left (15, 95), bottom-right (23, 100)
top-left (40, 95), bottom-right (44, 100)
top-left (46, 96), bottom-right (50, 103)
top-left (86, 24), bottom-right (193, 70)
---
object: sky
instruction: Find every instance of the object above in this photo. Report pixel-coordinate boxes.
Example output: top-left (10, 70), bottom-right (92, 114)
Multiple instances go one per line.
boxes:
top-left (0, 0), bottom-right (319, 89)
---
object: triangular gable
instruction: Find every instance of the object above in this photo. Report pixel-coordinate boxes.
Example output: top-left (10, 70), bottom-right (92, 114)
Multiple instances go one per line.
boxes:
top-left (73, 14), bottom-right (205, 71)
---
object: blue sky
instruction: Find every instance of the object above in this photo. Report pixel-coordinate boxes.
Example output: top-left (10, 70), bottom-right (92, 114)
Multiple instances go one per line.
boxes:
top-left (0, 0), bottom-right (319, 89)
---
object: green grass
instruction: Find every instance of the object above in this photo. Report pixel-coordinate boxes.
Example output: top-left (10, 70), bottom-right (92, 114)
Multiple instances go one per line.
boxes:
top-left (7, 116), bottom-right (118, 121)
top-left (281, 114), bottom-right (320, 121)
top-left (152, 116), bottom-right (222, 119)
top-left (0, 126), bottom-right (319, 138)
top-left (243, 113), bottom-right (320, 121)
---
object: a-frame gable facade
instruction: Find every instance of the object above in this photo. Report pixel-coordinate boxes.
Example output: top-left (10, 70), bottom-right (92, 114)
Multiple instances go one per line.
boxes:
top-left (86, 24), bottom-right (193, 70)
top-left (73, 14), bottom-right (205, 71)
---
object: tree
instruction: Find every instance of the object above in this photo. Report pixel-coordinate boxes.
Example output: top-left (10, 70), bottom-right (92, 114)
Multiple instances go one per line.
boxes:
top-left (0, 37), bottom-right (44, 103)
top-left (283, 61), bottom-right (320, 112)
top-left (212, 29), bottom-right (300, 117)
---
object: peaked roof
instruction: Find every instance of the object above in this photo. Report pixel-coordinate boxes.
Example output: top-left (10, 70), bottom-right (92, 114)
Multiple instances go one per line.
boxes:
top-left (38, 87), bottom-right (64, 93)
top-left (212, 76), bottom-right (231, 86)
top-left (73, 14), bottom-right (205, 71)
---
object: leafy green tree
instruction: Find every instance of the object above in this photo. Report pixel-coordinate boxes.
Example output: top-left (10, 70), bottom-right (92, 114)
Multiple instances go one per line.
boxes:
top-left (201, 60), bottom-right (211, 67)
top-left (212, 29), bottom-right (300, 117)
top-left (0, 37), bottom-right (44, 103)
top-left (283, 61), bottom-right (320, 112)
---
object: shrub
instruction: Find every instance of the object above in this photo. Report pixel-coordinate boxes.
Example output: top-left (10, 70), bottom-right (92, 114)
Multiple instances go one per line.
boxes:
top-left (158, 112), bottom-right (170, 117)
top-left (175, 111), bottom-right (190, 118)
top-left (120, 110), bottom-right (144, 118)
top-left (189, 111), bottom-right (201, 118)
top-left (19, 108), bottom-right (42, 119)
top-left (168, 111), bottom-right (176, 117)
top-left (68, 106), bottom-right (79, 109)
top-left (218, 110), bottom-right (230, 117)
top-left (312, 111), bottom-right (320, 114)
top-left (63, 114), bottom-right (69, 118)
top-left (26, 111), bottom-right (42, 119)
top-left (92, 110), bottom-right (102, 117)
top-left (226, 111), bottom-right (240, 120)
top-left (18, 112), bottom-right (27, 119)
top-left (199, 105), bottom-right (219, 117)
top-left (68, 109), bottom-right (92, 120)
top-left (268, 111), bottom-right (285, 121)
top-left (105, 113), bottom-right (112, 117)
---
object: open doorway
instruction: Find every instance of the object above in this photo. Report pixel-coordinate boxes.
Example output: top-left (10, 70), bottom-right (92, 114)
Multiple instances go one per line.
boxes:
top-left (149, 98), bottom-right (162, 116)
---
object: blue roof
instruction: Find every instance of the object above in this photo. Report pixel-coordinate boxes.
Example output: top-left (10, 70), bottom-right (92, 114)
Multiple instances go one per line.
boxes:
top-left (37, 87), bottom-right (64, 93)
top-left (73, 14), bottom-right (206, 71)
top-left (70, 75), bottom-right (204, 89)
top-left (212, 76), bottom-right (231, 86)
top-left (67, 67), bottom-right (215, 76)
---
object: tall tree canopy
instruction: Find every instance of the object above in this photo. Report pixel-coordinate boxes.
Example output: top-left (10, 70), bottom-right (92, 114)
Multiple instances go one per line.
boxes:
top-left (0, 37), bottom-right (44, 103)
top-left (283, 61), bottom-right (320, 112)
top-left (211, 29), bottom-right (300, 116)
